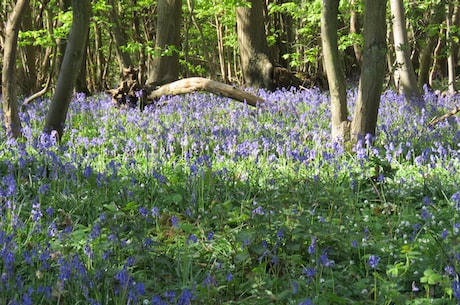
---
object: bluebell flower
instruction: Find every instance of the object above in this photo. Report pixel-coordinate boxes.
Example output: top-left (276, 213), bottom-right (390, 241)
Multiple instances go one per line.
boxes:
top-left (368, 255), bottom-right (381, 269)
top-left (114, 267), bottom-right (131, 288)
top-left (444, 265), bottom-right (455, 276)
top-left (98, 212), bottom-right (107, 223)
top-left (226, 273), bottom-right (233, 281)
top-left (452, 277), bottom-right (460, 302)
top-left (88, 223), bottom-right (101, 240)
top-left (22, 291), bottom-right (33, 305)
top-left (184, 208), bottom-right (193, 218)
top-left (171, 215), bottom-right (179, 228)
top-left (135, 282), bottom-right (145, 295)
top-left (252, 205), bottom-right (265, 215)
top-left (139, 207), bottom-right (149, 217)
top-left (126, 256), bottom-right (135, 267)
top-left (292, 280), bottom-right (298, 294)
top-left (202, 273), bottom-right (217, 289)
top-left (83, 165), bottom-right (93, 179)
top-left (276, 229), bottom-right (284, 240)
top-left (164, 290), bottom-right (176, 304)
top-left (47, 222), bottom-right (58, 237)
top-left (303, 267), bottom-right (316, 278)
top-left (152, 295), bottom-right (165, 305)
top-left (38, 183), bottom-right (50, 195)
top-left (177, 288), bottom-right (194, 305)
top-left (319, 253), bottom-right (334, 267)
top-left (308, 236), bottom-right (316, 254)
top-left (452, 192), bottom-right (460, 210)
top-left (31, 201), bottom-right (42, 222)
top-left (144, 237), bottom-right (153, 247)
top-left (207, 231), bottom-right (214, 241)
top-left (441, 229), bottom-right (449, 240)
top-left (187, 234), bottom-right (198, 244)
top-left (102, 249), bottom-right (113, 260)
top-left (83, 242), bottom-right (94, 260)
top-left (45, 207), bottom-right (54, 218)
top-left (151, 207), bottom-right (160, 218)
top-left (298, 298), bottom-right (313, 305)
top-left (1, 174), bottom-right (16, 197)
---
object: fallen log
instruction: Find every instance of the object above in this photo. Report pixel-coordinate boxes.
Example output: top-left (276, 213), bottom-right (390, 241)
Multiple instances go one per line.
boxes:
top-left (145, 77), bottom-right (264, 107)
top-left (428, 105), bottom-right (460, 127)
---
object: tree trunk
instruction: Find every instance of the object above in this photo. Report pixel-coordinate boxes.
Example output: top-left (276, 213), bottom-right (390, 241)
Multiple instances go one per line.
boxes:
top-left (236, 0), bottom-right (274, 90)
top-left (18, 1), bottom-right (39, 95)
top-left (108, 0), bottom-right (133, 70)
top-left (146, 0), bottom-right (182, 86)
top-left (214, 6), bottom-right (228, 83)
top-left (321, 0), bottom-right (349, 140)
top-left (417, 29), bottom-right (439, 89)
top-left (446, 1), bottom-right (456, 94)
top-left (55, 0), bottom-right (71, 75)
top-left (92, 22), bottom-right (107, 91)
top-left (349, 0), bottom-right (362, 66)
top-left (74, 26), bottom-right (90, 96)
top-left (44, 0), bottom-right (91, 139)
top-left (2, 0), bottom-right (28, 139)
top-left (146, 77), bottom-right (264, 107)
top-left (390, 0), bottom-right (420, 103)
top-left (351, 0), bottom-right (387, 141)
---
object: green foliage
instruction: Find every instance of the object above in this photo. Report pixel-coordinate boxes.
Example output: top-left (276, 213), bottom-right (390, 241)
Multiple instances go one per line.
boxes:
top-left (1, 88), bottom-right (460, 303)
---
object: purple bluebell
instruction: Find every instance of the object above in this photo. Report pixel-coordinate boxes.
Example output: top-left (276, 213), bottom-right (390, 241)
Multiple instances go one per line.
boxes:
top-left (368, 255), bottom-right (381, 269)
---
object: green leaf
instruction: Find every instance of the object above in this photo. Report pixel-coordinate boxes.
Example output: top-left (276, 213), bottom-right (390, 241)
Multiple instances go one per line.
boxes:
top-left (420, 269), bottom-right (442, 285)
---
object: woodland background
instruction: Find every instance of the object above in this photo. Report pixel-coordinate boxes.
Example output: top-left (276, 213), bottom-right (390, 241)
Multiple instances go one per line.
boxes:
top-left (1, 0), bottom-right (457, 96)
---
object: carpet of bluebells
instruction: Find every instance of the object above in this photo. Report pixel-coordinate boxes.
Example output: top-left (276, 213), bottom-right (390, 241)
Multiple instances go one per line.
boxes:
top-left (0, 87), bottom-right (460, 305)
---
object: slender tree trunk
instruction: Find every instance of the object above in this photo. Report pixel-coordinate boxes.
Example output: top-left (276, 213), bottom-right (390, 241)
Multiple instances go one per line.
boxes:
top-left (446, 1), bottom-right (456, 94)
top-left (93, 22), bottom-right (106, 90)
top-left (44, 0), bottom-right (91, 139)
top-left (187, 0), bottom-right (215, 80)
top-left (350, 0), bottom-right (362, 66)
top-left (351, 0), bottom-right (387, 141)
top-left (2, 0), bottom-right (29, 139)
top-left (321, 0), bottom-right (349, 140)
top-left (146, 0), bottom-right (182, 86)
top-left (418, 31), bottom-right (439, 89)
top-left (108, 0), bottom-right (133, 70)
top-left (55, 0), bottom-right (71, 75)
top-left (236, 0), bottom-right (274, 90)
top-left (18, 1), bottom-right (39, 95)
top-left (429, 31), bottom-right (444, 87)
top-left (215, 9), bottom-right (228, 83)
top-left (390, 0), bottom-right (420, 103)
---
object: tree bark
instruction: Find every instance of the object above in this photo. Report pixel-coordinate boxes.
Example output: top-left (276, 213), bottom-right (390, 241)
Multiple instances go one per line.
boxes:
top-left (75, 29), bottom-right (90, 95)
top-left (2, 0), bottom-right (29, 139)
top-left (18, 1), bottom-right (39, 95)
top-left (55, 0), bottom-right (71, 75)
top-left (321, 0), bottom-right (349, 140)
top-left (44, 0), bottom-right (91, 139)
top-left (146, 77), bottom-right (264, 107)
top-left (349, 0), bottom-right (362, 66)
top-left (417, 32), bottom-right (438, 89)
top-left (107, 0), bottom-right (133, 70)
top-left (446, 1), bottom-right (456, 94)
top-left (146, 0), bottom-right (182, 86)
top-left (351, 0), bottom-right (387, 141)
top-left (390, 0), bottom-right (421, 103)
top-left (236, 0), bottom-right (274, 90)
